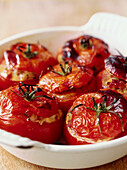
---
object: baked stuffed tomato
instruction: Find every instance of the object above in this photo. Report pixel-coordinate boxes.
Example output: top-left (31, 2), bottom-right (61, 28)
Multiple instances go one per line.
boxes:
top-left (96, 54), bottom-right (127, 100)
top-left (0, 42), bottom-right (57, 90)
top-left (0, 82), bottom-right (63, 144)
top-left (64, 90), bottom-right (127, 145)
top-left (56, 35), bottom-right (110, 74)
top-left (39, 61), bottom-right (96, 113)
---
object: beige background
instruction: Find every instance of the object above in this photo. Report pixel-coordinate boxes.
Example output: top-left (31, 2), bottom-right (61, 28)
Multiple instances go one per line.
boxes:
top-left (0, 0), bottom-right (127, 40)
top-left (0, 0), bottom-right (127, 169)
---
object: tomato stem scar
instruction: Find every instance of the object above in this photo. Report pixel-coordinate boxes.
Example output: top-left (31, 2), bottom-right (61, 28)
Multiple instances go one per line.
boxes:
top-left (80, 37), bottom-right (92, 50)
top-left (17, 44), bottom-right (38, 59)
top-left (50, 61), bottom-right (72, 76)
top-left (70, 95), bottom-right (124, 135)
top-left (10, 82), bottom-right (53, 102)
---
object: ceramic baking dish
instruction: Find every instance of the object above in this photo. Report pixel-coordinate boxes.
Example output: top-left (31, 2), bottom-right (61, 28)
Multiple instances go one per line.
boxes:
top-left (0, 12), bottom-right (127, 169)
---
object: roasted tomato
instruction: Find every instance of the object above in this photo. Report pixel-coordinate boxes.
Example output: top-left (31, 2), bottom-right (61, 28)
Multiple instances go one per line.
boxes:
top-left (56, 35), bottom-right (110, 74)
top-left (0, 42), bottom-right (57, 90)
top-left (0, 82), bottom-right (63, 144)
top-left (96, 55), bottom-right (127, 100)
top-left (64, 90), bottom-right (127, 145)
top-left (39, 61), bottom-right (96, 113)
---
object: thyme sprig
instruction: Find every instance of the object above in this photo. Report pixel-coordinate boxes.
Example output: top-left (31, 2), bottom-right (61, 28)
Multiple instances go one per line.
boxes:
top-left (70, 95), bottom-right (124, 135)
top-left (11, 82), bottom-right (52, 102)
top-left (50, 61), bottom-right (72, 76)
top-left (17, 44), bottom-right (38, 59)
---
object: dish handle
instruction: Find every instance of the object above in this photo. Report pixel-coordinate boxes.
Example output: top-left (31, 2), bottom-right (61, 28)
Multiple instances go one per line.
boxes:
top-left (80, 12), bottom-right (127, 54)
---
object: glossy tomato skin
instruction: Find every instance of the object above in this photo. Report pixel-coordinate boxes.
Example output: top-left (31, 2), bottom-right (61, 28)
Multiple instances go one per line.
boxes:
top-left (96, 55), bottom-right (127, 100)
top-left (0, 73), bottom-right (38, 91)
top-left (56, 35), bottom-right (110, 74)
top-left (39, 62), bottom-right (96, 114)
top-left (0, 43), bottom-right (57, 90)
top-left (10, 42), bottom-right (58, 74)
top-left (64, 90), bottom-right (127, 145)
top-left (51, 76), bottom-right (96, 114)
top-left (0, 85), bottom-right (63, 144)
top-left (105, 55), bottom-right (127, 80)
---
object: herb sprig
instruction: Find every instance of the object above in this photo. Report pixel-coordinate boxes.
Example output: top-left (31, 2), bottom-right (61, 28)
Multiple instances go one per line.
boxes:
top-left (70, 95), bottom-right (123, 135)
top-left (50, 61), bottom-right (72, 76)
top-left (17, 44), bottom-right (38, 59)
top-left (11, 82), bottom-right (52, 102)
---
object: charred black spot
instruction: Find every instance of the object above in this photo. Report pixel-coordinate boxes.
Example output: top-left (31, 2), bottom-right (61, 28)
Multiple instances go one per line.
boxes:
top-left (62, 40), bottom-right (78, 61)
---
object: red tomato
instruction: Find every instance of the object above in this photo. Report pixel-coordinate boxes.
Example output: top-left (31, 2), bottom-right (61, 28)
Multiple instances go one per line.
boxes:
top-left (39, 62), bottom-right (96, 113)
top-left (96, 55), bottom-right (127, 100)
top-left (0, 82), bottom-right (63, 144)
top-left (64, 90), bottom-right (127, 145)
top-left (56, 35), bottom-right (110, 73)
top-left (0, 42), bottom-right (57, 90)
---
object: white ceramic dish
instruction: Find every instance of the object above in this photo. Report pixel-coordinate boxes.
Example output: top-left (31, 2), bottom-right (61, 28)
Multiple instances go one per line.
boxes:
top-left (0, 12), bottom-right (127, 169)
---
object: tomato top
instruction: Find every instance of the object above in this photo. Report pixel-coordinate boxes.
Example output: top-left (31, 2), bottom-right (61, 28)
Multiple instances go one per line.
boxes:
top-left (105, 55), bottom-right (127, 81)
top-left (65, 90), bottom-right (127, 144)
top-left (39, 62), bottom-right (93, 93)
top-left (0, 82), bottom-right (59, 118)
top-left (57, 35), bottom-right (110, 71)
top-left (96, 69), bottom-right (127, 100)
top-left (0, 42), bottom-right (57, 75)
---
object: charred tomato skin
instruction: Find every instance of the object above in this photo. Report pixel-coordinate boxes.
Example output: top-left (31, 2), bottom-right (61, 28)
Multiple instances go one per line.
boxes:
top-left (0, 42), bottom-right (57, 90)
top-left (64, 90), bottom-right (127, 145)
top-left (39, 62), bottom-right (96, 113)
top-left (0, 85), bottom-right (63, 144)
top-left (105, 55), bottom-right (127, 81)
top-left (56, 35), bottom-right (110, 73)
top-left (96, 55), bottom-right (127, 100)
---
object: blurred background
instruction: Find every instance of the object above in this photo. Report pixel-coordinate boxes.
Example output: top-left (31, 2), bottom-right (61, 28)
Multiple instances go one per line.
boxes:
top-left (0, 0), bottom-right (127, 40)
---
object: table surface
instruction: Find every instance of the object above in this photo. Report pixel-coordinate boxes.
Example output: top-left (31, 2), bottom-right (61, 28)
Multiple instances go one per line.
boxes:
top-left (0, 0), bottom-right (127, 169)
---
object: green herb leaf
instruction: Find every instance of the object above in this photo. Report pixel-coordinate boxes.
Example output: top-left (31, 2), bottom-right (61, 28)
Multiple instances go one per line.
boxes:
top-left (11, 82), bottom-right (52, 102)
top-left (17, 44), bottom-right (38, 59)
top-left (50, 61), bottom-right (72, 76)
top-left (70, 95), bottom-right (123, 135)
